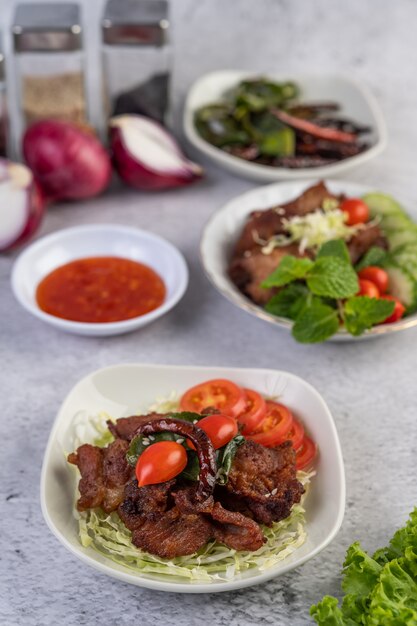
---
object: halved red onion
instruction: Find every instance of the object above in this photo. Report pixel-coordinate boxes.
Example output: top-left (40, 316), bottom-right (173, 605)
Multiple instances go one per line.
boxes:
top-left (110, 115), bottom-right (203, 190)
top-left (23, 120), bottom-right (112, 202)
top-left (0, 159), bottom-right (44, 252)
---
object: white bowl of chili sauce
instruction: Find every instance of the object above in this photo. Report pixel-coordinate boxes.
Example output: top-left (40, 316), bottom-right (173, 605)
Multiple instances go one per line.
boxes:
top-left (11, 224), bottom-right (188, 336)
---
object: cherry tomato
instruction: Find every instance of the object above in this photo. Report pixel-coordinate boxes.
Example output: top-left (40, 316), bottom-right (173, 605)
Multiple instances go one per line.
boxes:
top-left (380, 295), bottom-right (406, 324)
top-left (296, 436), bottom-right (317, 470)
top-left (237, 388), bottom-right (267, 435)
top-left (341, 198), bottom-right (370, 225)
top-left (246, 401), bottom-right (294, 447)
top-left (135, 441), bottom-right (187, 487)
top-left (284, 419), bottom-right (305, 451)
top-left (357, 278), bottom-right (380, 298)
top-left (180, 379), bottom-right (246, 417)
top-left (190, 414), bottom-right (238, 450)
top-left (358, 266), bottom-right (389, 294)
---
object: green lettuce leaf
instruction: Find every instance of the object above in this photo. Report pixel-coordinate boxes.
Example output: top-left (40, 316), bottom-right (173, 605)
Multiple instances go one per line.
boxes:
top-left (310, 596), bottom-right (357, 626)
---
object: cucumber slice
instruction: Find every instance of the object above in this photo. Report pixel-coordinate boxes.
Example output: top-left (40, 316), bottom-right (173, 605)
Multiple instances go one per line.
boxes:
top-left (388, 228), bottom-right (417, 252)
top-left (379, 213), bottom-right (414, 234)
top-left (385, 262), bottom-right (417, 312)
top-left (392, 245), bottom-right (417, 275)
top-left (362, 192), bottom-right (408, 218)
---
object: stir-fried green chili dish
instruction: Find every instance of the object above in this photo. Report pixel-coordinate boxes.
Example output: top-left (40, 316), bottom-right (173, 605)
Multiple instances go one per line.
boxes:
top-left (194, 77), bottom-right (372, 168)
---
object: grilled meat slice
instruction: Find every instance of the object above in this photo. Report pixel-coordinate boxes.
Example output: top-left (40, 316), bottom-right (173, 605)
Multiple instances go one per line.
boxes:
top-left (232, 181), bottom-right (338, 257)
top-left (229, 244), bottom-right (304, 305)
top-left (210, 502), bottom-right (265, 551)
top-left (347, 224), bottom-right (388, 265)
top-left (118, 480), bottom-right (175, 530)
top-left (119, 480), bottom-right (212, 558)
top-left (107, 413), bottom-right (165, 441)
top-left (68, 439), bottom-right (132, 512)
top-left (220, 440), bottom-right (304, 527)
top-left (130, 508), bottom-right (213, 559)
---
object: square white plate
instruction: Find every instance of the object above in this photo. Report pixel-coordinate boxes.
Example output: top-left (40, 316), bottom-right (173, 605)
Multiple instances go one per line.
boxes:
top-left (41, 363), bottom-right (345, 593)
top-left (184, 71), bottom-right (386, 182)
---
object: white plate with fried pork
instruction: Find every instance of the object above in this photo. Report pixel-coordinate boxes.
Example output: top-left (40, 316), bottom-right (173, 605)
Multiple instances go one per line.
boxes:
top-left (40, 363), bottom-right (345, 593)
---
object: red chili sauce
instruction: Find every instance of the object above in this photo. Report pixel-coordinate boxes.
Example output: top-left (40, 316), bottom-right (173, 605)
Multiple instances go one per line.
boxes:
top-left (36, 256), bottom-right (166, 323)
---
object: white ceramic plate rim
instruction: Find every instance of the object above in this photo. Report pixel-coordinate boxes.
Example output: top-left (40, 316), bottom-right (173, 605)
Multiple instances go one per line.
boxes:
top-left (200, 180), bottom-right (417, 341)
top-left (40, 363), bottom-right (345, 593)
top-left (184, 70), bottom-right (387, 181)
top-left (11, 224), bottom-right (189, 334)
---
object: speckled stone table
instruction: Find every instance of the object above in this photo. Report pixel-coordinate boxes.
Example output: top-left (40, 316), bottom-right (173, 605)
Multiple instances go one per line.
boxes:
top-left (1, 0), bottom-right (417, 624)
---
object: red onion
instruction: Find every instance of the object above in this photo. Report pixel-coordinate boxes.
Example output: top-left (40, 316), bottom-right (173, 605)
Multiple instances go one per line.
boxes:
top-left (0, 159), bottom-right (44, 251)
top-left (23, 120), bottom-right (112, 201)
top-left (110, 115), bottom-right (203, 190)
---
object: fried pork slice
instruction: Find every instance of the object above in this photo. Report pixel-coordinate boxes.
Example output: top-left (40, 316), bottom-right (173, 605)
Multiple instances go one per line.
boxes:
top-left (229, 244), bottom-right (305, 305)
top-left (347, 224), bottom-right (388, 265)
top-left (107, 413), bottom-right (165, 441)
top-left (232, 181), bottom-right (337, 258)
top-left (118, 480), bottom-right (212, 559)
top-left (221, 440), bottom-right (304, 527)
top-left (68, 439), bottom-right (132, 513)
top-left (210, 502), bottom-right (265, 551)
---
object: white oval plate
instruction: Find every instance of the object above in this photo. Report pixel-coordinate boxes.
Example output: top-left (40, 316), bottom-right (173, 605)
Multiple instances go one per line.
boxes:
top-left (11, 224), bottom-right (188, 336)
top-left (200, 180), bottom-right (417, 342)
top-left (184, 71), bottom-right (386, 182)
top-left (41, 363), bottom-right (345, 593)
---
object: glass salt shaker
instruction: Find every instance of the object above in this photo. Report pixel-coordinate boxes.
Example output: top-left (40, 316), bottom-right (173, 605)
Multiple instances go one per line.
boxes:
top-left (0, 34), bottom-right (8, 158)
top-left (101, 0), bottom-right (171, 134)
top-left (11, 3), bottom-right (88, 155)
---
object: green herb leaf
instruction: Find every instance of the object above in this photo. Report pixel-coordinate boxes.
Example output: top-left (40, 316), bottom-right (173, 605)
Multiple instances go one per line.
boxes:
top-left (355, 246), bottom-right (388, 270)
top-left (216, 435), bottom-right (245, 485)
top-left (181, 452), bottom-right (200, 481)
top-left (343, 296), bottom-right (395, 336)
top-left (166, 411), bottom-right (204, 423)
top-left (265, 283), bottom-right (309, 320)
top-left (262, 255), bottom-right (314, 288)
top-left (307, 257), bottom-right (359, 298)
top-left (317, 239), bottom-right (351, 263)
top-left (292, 299), bottom-right (340, 343)
top-left (126, 432), bottom-right (180, 467)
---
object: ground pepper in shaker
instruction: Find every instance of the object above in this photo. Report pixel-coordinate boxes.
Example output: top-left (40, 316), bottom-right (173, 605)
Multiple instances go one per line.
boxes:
top-left (101, 0), bottom-right (171, 133)
top-left (11, 3), bottom-right (88, 155)
top-left (0, 35), bottom-right (8, 157)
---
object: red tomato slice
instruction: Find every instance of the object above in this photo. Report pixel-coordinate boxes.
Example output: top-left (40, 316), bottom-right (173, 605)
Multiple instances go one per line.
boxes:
top-left (357, 278), bottom-right (380, 298)
top-left (246, 401), bottom-right (294, 447)
top-left (284, 418), bottom-right (305, 451)
top-left (341, 198), bottom-right (370, 225)
top-left (358, 266), bottom-right (389, 294)
top-left (180, 379), bottom-right (246, 417)
top-left (135, 441), bottom-right (187, 487)
top-left (189, 414), bottom-right (238, 450)
top-left (296, 436), bottom-right (317, 470)
top-left (237, 388), bottom-right (267, 434)
top-left (380, 295), bottom-right (406, 324)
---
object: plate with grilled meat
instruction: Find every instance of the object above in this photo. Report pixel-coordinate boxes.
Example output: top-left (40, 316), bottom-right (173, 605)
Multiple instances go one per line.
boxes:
top-left (184, 71), bottom-right (386, 181)
top-left (201, 180), bottom-right (417, 343)
top-left (40, 364), bottom-right (345, 592)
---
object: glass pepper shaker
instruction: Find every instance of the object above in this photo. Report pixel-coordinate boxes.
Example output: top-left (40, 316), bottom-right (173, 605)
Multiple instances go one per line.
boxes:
top-left (101, 0), bottom-right (171, 134)
top-left (11, 3), bottom-right (88, 155)
top-left (0, 34), bottom-right (8, 157)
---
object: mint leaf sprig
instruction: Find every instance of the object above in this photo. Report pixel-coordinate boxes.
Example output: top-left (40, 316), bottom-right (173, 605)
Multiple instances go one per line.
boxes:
top-left (263, 240), bottom-right (395, 343)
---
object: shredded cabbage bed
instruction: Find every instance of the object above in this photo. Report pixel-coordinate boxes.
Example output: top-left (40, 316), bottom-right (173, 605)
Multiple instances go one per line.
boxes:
top-left (70, 399), bottom-right (314, 582)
